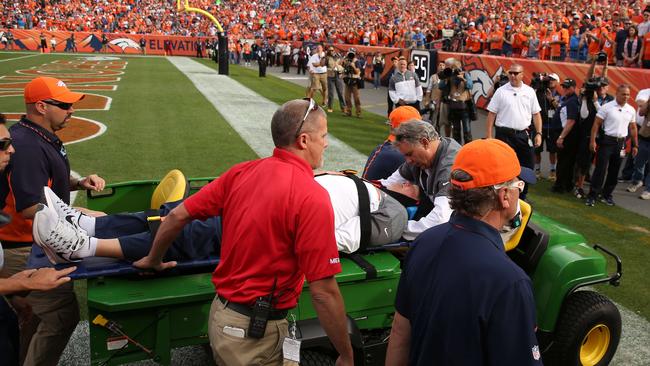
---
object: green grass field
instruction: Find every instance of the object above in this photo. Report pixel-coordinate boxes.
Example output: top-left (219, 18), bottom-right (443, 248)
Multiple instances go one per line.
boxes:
top-left (0, 52), bottom-right (648, 323)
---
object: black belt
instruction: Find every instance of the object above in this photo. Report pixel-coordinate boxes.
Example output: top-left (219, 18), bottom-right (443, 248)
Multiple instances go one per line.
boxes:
top-left (603, 135), bottom-right (626, 142)
top-left (218, 296), bottom-right (288, 320)
top-left (0, 241), bottom-right (33, 249)
top-left (496, 126), bottom-right (528, 135)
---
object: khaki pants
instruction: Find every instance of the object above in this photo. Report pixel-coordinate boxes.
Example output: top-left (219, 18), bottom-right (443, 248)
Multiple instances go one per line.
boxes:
top-left (344, 84), bottom-right (361, 117)
top-left (208, 296), bottom-right (297, 366)
top-left (0, 246), bottom-right (79, 366)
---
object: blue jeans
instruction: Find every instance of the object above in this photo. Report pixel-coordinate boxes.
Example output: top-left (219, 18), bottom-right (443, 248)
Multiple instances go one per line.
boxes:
top-left (632, 138), bottom-right (650, 191)
top-left (373, 71), bottom-right (381, 88)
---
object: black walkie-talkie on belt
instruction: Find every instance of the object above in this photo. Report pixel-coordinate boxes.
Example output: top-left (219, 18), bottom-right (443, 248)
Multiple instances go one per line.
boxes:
top-left (248, 277), bottom-right (277, 339)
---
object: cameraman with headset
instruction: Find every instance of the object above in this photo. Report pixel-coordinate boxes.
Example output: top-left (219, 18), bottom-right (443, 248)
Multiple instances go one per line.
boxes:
top-left (438, 58), bottom-right (474, 144)
top-left (342, 48), bottom-right (363, 118)
top-left (532, 72), bottom-right (561, 180)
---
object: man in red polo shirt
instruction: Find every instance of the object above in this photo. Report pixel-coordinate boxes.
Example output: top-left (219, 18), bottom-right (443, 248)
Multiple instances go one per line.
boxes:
top-left (135, 99), bottom-right (353, 366)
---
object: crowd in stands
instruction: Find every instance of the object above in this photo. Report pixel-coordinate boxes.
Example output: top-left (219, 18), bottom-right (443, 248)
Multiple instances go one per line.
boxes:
top-left (2, 0), bottom-right (650, 66)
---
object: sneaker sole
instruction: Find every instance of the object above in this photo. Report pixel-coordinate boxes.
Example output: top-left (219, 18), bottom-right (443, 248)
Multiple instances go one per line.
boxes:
top-left (32, 211), bottom-right (78, 265)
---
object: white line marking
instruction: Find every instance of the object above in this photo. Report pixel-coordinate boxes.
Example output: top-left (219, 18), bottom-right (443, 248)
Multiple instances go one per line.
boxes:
top-left (167, 56), bottom-right (368, 172)
top-left (0, 53), bottom-right (41, 63)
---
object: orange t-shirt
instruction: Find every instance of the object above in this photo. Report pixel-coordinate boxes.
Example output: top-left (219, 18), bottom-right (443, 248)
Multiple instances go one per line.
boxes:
top-left (549, 30), bottom-right (562, 57)
top-left (489, 31), bottom-right (503, 50)
top-left (466, 29), bottom-right (482, 52)
top-left (642, 33), bottom-right (650, 61)
top-left (588, 29), bottom-right (602, 56)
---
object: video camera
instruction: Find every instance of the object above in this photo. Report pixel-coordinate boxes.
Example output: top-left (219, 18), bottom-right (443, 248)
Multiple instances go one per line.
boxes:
top-left (595, 51), bottom-right (607, 63)
top-left (530, 72), bottom-right (551, 91)
top-left (438, 67), bottom-right (462, 79)
top-left (494, 73), bottom-right (510, 91)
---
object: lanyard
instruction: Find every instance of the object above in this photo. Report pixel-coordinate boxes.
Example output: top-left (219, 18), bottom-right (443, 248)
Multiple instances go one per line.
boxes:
top-left (19, 121), bottom-right (67, 158)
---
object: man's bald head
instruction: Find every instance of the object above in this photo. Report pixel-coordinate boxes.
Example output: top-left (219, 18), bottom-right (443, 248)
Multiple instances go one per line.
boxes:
top-left (271, 99), bottom-right (327, 148)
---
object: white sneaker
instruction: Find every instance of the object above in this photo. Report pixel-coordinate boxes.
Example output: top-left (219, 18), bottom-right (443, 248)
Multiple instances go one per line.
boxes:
top-left (43, 186), bottom-right (87, 234)
top-left (640, 191), bottom-right (650, 200)
top-left (32, 205), bottom-right (90, 264)
top-left (627, 181), bottom-right (644, 193)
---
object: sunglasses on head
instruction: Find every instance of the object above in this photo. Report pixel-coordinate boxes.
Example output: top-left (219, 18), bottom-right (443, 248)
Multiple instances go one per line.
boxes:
top-left (0, 138), bottom-right (12, 151)
top-left (42, 100), bottom-right (74, 110)
top-left (295, 98), bottom-right (318, 138)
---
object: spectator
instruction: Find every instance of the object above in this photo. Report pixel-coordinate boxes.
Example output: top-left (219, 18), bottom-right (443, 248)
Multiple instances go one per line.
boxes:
top-left (638, 26), bottom-right (650, 68)
top-left (388, 57), bottom-right (423, 113)
top-left (372, 52), bottom-right (385, 89)
top-left (639, 8), bottom-right (650, 36)
top-left (622, 25), bottom-right (642, 67)
top-left (569, 28), bottom-right (582, 62)
top-left (527, 30), bottom-right (541, 59)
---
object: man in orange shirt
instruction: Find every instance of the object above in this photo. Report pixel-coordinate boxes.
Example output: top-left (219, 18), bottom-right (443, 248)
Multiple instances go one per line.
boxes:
top-left (488, 24), bottom-right (504, 56)
top-left (465, 22), bottom-right (482, 54)
top-left (549, 22), bottom-right (564, 61)
top-left (639, 31), bottom-right (650, 68)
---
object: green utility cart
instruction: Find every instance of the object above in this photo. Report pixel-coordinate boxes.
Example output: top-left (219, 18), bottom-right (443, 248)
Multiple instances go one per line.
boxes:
top-left (84, 173), bottom-right (622, 366)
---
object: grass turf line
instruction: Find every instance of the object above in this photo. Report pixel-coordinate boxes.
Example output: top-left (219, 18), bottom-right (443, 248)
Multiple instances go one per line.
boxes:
top-left (202, 60), bottom-right (650, 322)
top-left (197, 60), bottom-right (390, 156)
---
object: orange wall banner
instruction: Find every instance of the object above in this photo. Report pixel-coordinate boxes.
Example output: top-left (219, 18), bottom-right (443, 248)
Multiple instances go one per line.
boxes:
top-left (436, 51), bottom-right (650, 109)
top-left (5, 29), bottom-right (213, 56)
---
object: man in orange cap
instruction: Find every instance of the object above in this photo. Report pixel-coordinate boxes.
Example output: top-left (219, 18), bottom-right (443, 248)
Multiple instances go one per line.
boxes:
top-left (386, 139), bottom-right (539, 366)
top-left (362, 106), bottom-right (421, 180)
top-left (0, 76), bottom-right (105, 366)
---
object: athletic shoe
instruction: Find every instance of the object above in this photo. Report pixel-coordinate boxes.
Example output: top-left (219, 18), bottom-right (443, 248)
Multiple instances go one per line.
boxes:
top-left (43, 186), bottom-right (87, 234)
top-left (32, 205), bottom-right (90, 264)
top-left (548, 170), bottom-right (557, 182)
top-left (627, 181), bottom-right (644, 193)
top-left (601, 196), bottom-right (615, 206)
top-left (327, 108), bottom-right (333, 113)
top-left (640, 191), bottom-right (650, 200)
top-left (573, 187), bottom-right (586, 199)
top-left (585, 197), bottom-right (595, 207)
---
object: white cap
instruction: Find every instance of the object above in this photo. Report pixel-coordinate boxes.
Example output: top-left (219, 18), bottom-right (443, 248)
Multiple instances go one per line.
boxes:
top-left (469, 21), bottom-right (475, 26)
top-left (548, 73), bottom-right (560, 82)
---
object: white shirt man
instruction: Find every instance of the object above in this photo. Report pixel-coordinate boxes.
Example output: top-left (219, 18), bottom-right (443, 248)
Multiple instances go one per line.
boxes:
top-left (388, 58), bottom-right (423, 108)
top-left (487, 81), bottom-right (541, 131)
top-left (597, 100), bottom-right (636, 138)
top-left (635, 88), bottom-right (650, 126)
top-left (308, 47), bottom-right (327, 74)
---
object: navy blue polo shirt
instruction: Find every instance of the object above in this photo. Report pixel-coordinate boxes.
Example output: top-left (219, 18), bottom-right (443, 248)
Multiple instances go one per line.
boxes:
top-left (362, 141), bottom-right (405, 180)
top-left (551, 93), bottom-right (579, 131)
top-left (395, 213), bottom-right (542, 366)
top-left (0, 117), bottom-right (70, 244)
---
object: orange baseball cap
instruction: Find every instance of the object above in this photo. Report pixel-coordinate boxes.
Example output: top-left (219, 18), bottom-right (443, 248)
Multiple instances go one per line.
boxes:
top-left (451, 139), bottom-right (536, 190)
top-left (387, 106), bottom-right (421, 141)
top-left (24, 77), bottom-right (85, 104)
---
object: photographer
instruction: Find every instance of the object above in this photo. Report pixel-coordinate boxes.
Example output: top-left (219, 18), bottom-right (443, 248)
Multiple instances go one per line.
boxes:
top-left (342, 48), bottom-right (363, 118)
top-left (438, 59), bottom-right (474, 144)
top-left (325, 46), bottom-right (346, 113)
top-left (574, 78), bottom-right (602, 199)
top-left (423, 62), bottom-right (449, 136)
top-left (532, 72), bottom-right (561, 180)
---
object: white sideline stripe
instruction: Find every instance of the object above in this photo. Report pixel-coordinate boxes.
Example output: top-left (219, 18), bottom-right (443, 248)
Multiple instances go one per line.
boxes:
top-left (167, 57), bottom-right (368, 171)
top-left (0, 53), bottom-right (41, 63)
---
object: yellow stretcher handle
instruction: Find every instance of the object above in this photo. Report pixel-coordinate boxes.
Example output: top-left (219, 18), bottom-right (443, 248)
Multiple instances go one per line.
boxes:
top-left (92, 314), bottom-right (109, 327)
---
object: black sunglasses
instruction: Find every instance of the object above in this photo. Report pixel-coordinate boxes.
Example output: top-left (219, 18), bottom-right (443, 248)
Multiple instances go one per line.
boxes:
top-left (508, 71), bottom-right (522, 76)
top-left (0, 138), bottom-right (12, 151)
top-left (295, 98), bottom-right (318, 138)
top-left (42, 100), bottom-right (74, 110)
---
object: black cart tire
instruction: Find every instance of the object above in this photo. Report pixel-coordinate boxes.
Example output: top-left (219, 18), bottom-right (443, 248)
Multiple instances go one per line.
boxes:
top-left (301, 350), bottom-right (336, 366)
top-left (545, 291), bottom-right (621, 366)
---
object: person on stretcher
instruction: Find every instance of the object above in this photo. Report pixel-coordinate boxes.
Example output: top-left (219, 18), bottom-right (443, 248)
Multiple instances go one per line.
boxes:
top-left (32, 174), bottom-right (419, 264)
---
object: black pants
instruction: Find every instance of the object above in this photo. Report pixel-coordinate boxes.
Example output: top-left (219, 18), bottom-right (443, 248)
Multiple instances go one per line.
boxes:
top-left (282, 55), bottom-right (291, 72)
top-left (0, 297), bottom-right (19, 366)
top-left (589, 136), bottom-right (625, 199)
top-left (258, 59), bottom-right (267, 77)
top-left (387, 93), bottom-right (394, 116)
top-left (495, 127), bottom-right (534, 198)
top-left (553, 130), bottom-right (579, 192)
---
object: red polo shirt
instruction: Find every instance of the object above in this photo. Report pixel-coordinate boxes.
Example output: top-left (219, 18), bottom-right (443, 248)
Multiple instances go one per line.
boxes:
top-left (184, 148), bottom-right (341, 310)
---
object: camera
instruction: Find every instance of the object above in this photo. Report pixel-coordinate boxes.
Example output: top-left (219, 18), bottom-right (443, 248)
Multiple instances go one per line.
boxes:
top-left (494, 73), bottom-right (510, 90)
top-left (530, 72), bottom-right (550, 91)
top-left (346, 48), bottom-right (356, 60)
top-left (438, 67), bottom-right (461, 79)
top-left (584, 77), bottom-right (601, 92)
top-left (595, 51), bottom-right (607, 63)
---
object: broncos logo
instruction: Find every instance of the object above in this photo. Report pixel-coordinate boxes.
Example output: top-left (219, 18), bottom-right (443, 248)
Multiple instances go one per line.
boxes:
top-left (467, 66), bottom-right (503, 107)
top-left (109, 38), bottom-right (141, 52)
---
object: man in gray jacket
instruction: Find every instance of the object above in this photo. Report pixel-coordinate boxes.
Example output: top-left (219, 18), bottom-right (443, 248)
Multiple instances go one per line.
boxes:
top-left (379, 120), bottom-right (460, 240)
top-left (388, 57), bottom-right (423, 113)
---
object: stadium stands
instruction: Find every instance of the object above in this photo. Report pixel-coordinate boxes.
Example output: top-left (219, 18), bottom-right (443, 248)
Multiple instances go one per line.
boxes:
top-left (1, 0), bottom-right (649, 65)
